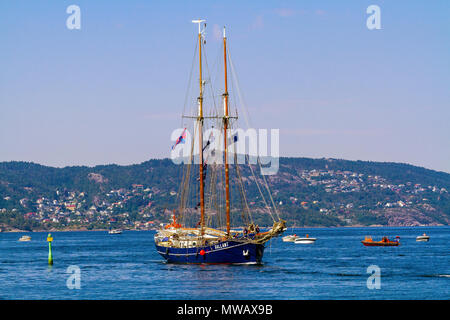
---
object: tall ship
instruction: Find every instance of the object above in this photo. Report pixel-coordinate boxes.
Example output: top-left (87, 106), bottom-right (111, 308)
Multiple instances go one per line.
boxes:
top-left (154, 20), bottom-right (285, 264)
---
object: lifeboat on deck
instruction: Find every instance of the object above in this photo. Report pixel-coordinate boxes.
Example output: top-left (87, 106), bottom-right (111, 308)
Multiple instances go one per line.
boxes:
top-left (362, 236), bottom-right (400, 247)
top-left (164, 214), bottom-right (182, 229)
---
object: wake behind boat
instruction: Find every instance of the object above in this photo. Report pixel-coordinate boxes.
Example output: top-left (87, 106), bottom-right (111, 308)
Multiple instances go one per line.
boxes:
top-left (154, 20), bottom-right (285, 264)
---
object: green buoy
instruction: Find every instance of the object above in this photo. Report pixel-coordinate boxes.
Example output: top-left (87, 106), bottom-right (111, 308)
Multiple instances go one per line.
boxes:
top-left (47, 233), bottom-right (53, 265)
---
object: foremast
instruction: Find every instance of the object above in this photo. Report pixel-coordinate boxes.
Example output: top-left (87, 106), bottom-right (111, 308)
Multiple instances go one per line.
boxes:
top-left (192, 19), bottom-right (206, 237)
top-left (222, 27), bottom-right (231, 237)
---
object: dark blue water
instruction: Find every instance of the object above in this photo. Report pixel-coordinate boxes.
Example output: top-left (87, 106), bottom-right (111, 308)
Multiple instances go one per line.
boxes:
top-left (0, 227), bottom-right (448, 299)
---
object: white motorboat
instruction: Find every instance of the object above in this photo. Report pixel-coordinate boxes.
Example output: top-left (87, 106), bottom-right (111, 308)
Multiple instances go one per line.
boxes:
top-left (108, 229), bottom-right (122, 235)
top-left (416, 233), bottom-right (430, 242)
top-left (282, 234), bottom-right (298, 242)
top-left (18, 235), bottom-right (31, 241)
top-left (294, 235), bottom-right (316, 244)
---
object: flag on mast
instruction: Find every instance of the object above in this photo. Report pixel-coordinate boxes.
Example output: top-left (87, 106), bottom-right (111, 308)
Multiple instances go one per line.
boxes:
top-left (172, 128), bottom-right (187, 150)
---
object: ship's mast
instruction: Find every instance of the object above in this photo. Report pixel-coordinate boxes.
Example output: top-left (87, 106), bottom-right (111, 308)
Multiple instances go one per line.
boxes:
top-left (192, 19), bottom-right (206, 236)
top-left (223, 27), bottom-right (231, 236)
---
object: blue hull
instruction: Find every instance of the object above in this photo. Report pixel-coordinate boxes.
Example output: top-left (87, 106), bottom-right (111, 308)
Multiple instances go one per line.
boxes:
top-left (155, 240), bottom-right (265, 264)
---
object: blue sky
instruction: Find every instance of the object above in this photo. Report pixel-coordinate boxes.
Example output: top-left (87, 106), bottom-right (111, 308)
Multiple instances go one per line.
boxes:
top-left (0, 0), bottom-right (449, 173)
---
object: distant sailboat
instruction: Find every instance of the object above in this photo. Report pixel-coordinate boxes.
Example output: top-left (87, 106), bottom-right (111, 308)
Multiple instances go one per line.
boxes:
top-left (154, 20), bottom-right (285, 264)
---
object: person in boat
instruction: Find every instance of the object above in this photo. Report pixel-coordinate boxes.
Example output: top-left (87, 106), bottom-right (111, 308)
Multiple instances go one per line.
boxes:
top-left (256, 226), bottom-right (260, 234)
top-left (243, 228), bottom-right (248, 237)
top-left (247, 227), bottom-right (258, 239)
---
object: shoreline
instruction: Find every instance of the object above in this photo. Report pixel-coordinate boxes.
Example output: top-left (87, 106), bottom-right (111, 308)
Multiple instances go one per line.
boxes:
top-left (1, 224), bottom-right (447, 233)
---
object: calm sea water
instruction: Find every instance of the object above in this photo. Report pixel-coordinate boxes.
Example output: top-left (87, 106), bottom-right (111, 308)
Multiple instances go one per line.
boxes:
top-left (0, 227), bottom-right (448, 300)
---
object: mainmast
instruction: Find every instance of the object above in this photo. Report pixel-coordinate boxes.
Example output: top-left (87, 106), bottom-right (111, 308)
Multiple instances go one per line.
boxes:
top-left (192, 19), bottom-right (206, 236)
top-left (223, 27), bottom-right (231, 236)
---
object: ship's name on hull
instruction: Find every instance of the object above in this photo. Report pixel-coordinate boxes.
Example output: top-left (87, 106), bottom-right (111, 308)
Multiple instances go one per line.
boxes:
top-left (214, 242), bottom-right (229, 250)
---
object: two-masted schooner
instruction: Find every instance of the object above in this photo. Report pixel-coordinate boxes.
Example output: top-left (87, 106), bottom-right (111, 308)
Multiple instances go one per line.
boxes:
top-left (154, 20), bottom-right (285, 264)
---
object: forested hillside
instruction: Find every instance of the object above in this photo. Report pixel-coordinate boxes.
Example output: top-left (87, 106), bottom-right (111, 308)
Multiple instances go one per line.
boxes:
top-left (0, 158), bottom-right (449, 231)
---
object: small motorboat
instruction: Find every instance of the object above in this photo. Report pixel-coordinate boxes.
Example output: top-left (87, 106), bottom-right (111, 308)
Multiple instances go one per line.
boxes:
top-left (282, 234), bottom-right (298, 242)
top-left (362, 236), bottom-right (400, 247)
top-left (108, 229), bottom-right (122, 235)
top-left (18, 235), bottom-right (31, 242)
top-left (294, 234), bottom-right (316, 244)
top-left (416, 233), bottom-right (430, 242)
